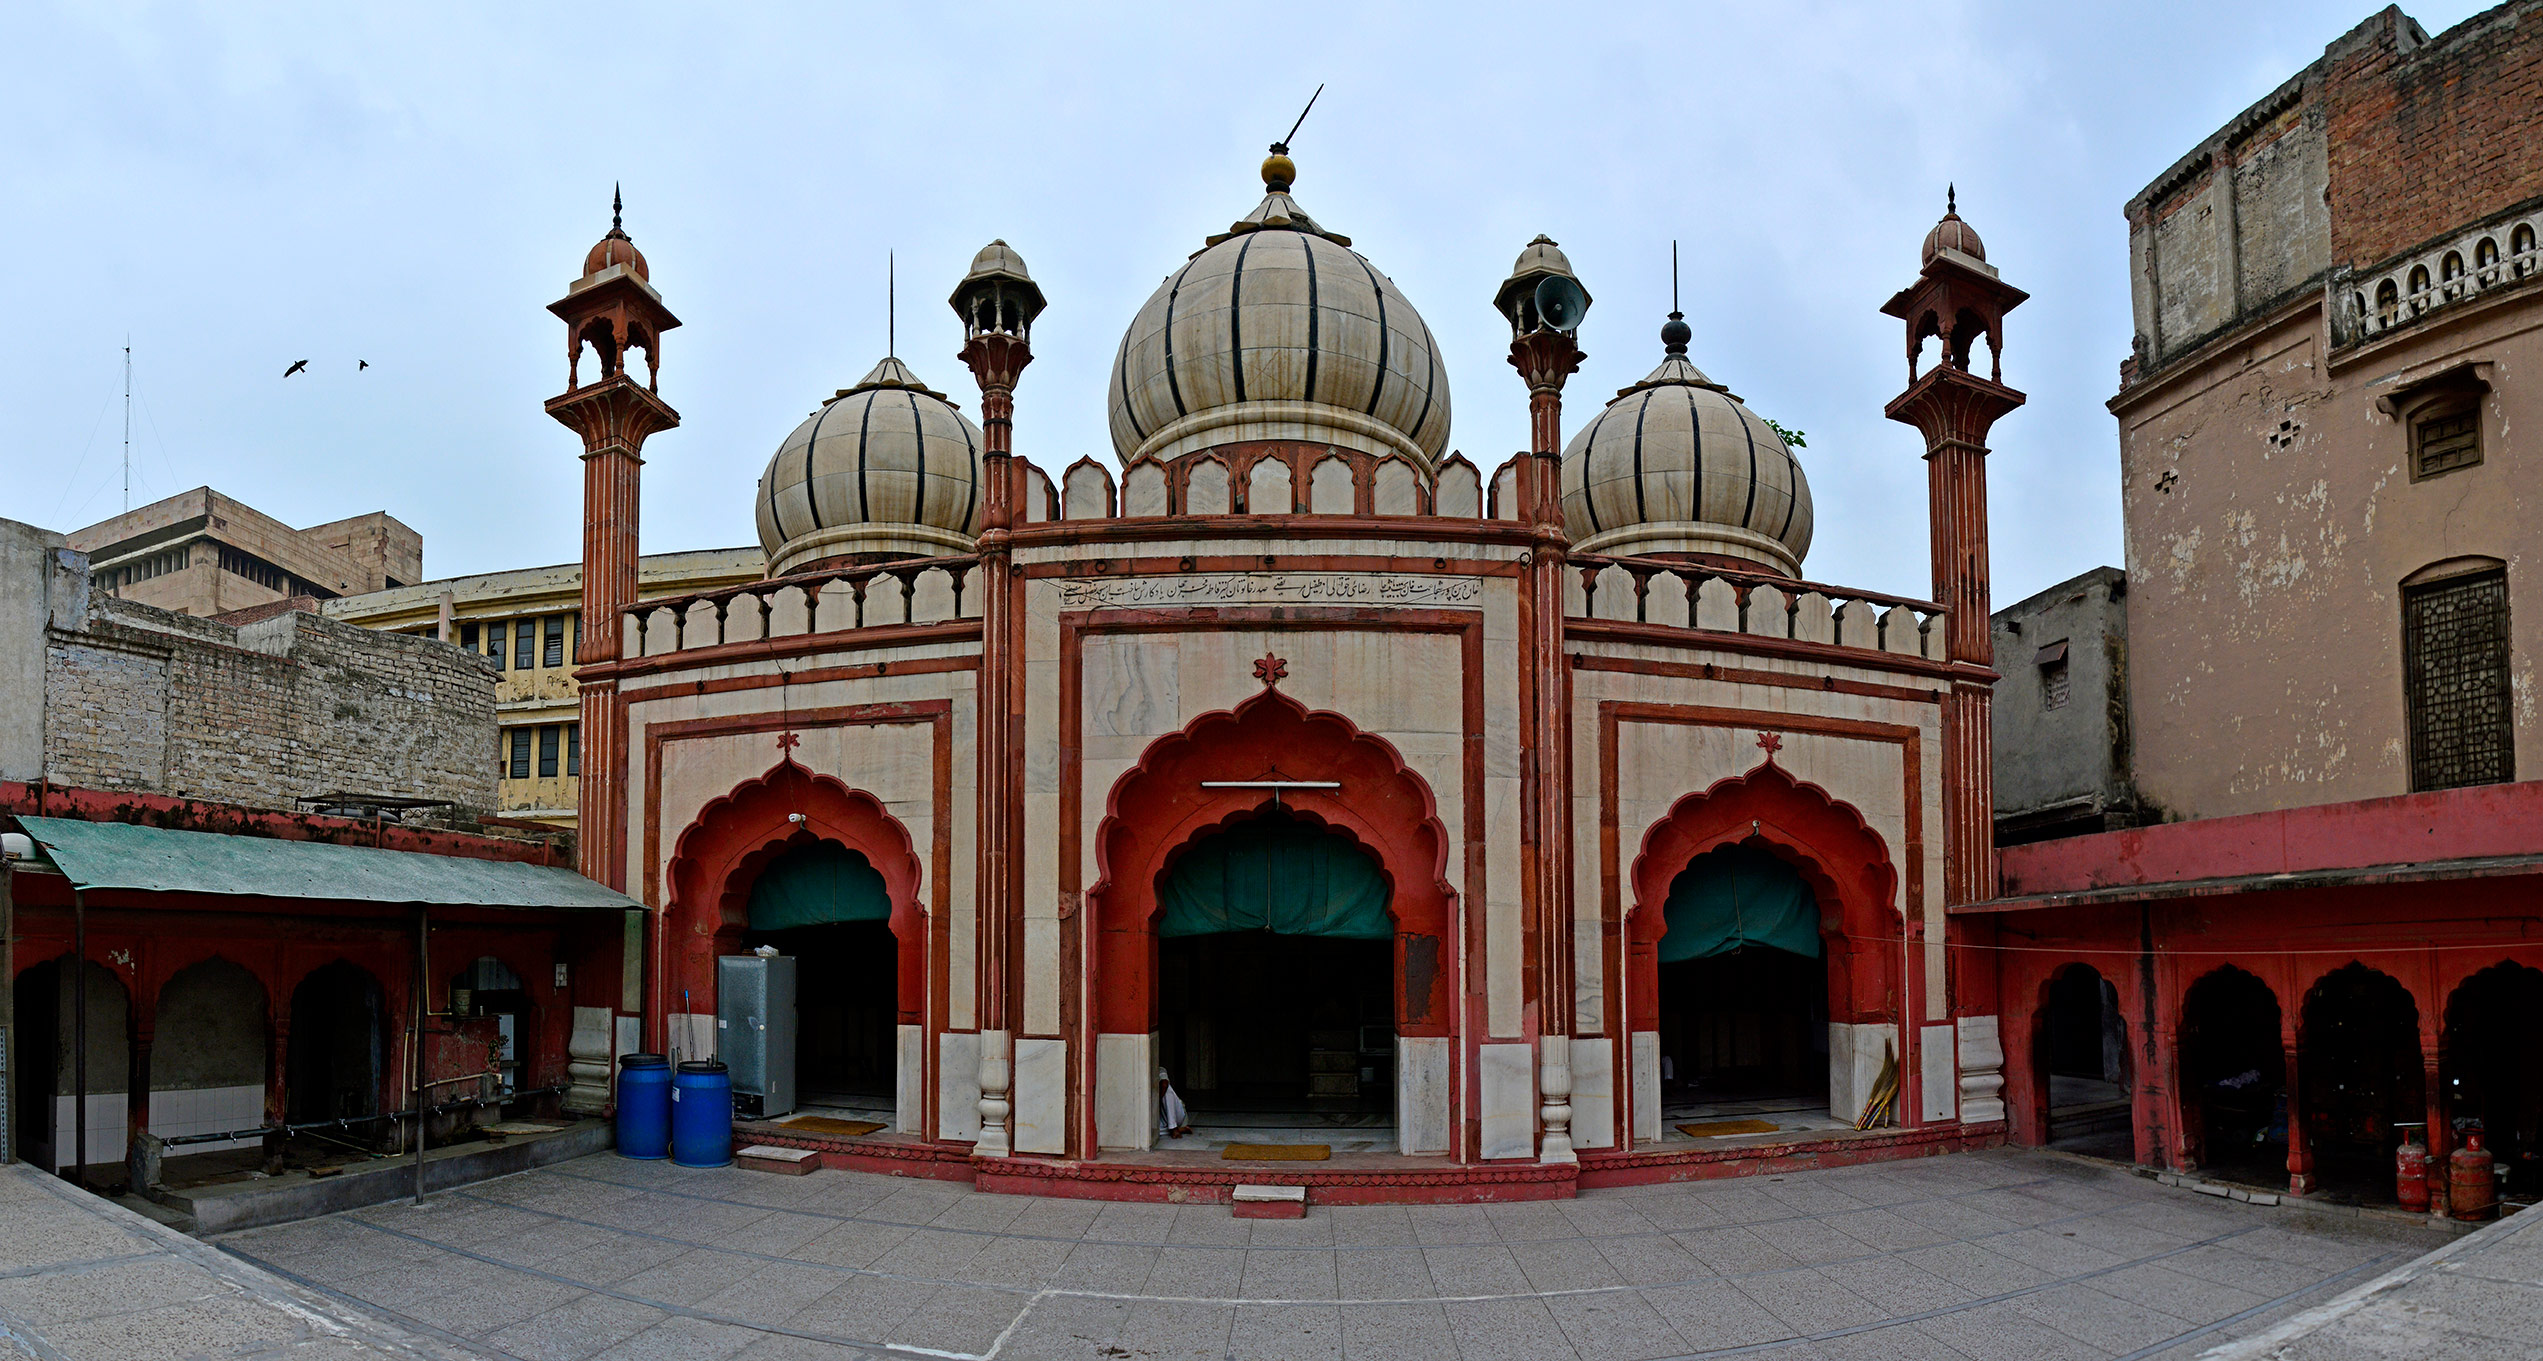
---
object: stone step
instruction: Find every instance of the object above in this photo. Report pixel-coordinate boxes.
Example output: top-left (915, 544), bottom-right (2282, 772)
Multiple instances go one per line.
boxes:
top-left (1231, 1184), bottom-right (1307, 1219)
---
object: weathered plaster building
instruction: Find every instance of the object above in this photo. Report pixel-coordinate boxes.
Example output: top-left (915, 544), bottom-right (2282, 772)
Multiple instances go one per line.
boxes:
top-left (551, 151), bottom-right (2026, 1200)
top-left (1982, 1), bottom-right (2543, 1213)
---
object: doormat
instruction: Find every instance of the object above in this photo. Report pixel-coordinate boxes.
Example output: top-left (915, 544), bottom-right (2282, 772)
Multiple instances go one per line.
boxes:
top-left (1222, 1143), bottom-right (1331, 1161)
top-left (1678, 1119), bottom-right (1782, 1138)
top-left (780, 1117), bottom-right (886, 1137)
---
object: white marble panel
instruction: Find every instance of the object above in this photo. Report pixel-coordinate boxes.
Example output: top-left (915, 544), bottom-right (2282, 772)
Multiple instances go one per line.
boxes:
top-left (1123, 462), bottom-right (1169, 516)
top-left (1478, 1042), bottom-right (1536, 1160)
top-left (1644, 572), bottom-right (1691, 628)
top-left (1489, 458), bottom-right (1521, 520)
top-left (681, 599), bottom-right (722, 650)
top-left (1594, 564), bottom-right (1638, 621)
top-left (1372, 458), bottom-right (1418, 514)
top-left (1309, 456), bottom-right (1354, 513)
top-left (1399, 1035), bottom-right (1453, 1155)
top-left (1064, 461), bottom-right (1115, 519)
top-left (1791, 591), bottom-right (1835, 644)
top-left (910, 568), bottom-right (958, 623)
top-left (1631, 1031), bottom-right (1661, 1143)
top-left (1694, 578), bottom-right (1740, 632)
top-left (725, 593), bottom-right (768, 644)
top-left (1095, 1032), bottom-right (1154, 1150)
top-left (1435, 459), bottom-right (1482, 518)
top-left (938, 1031), bottom-right (982, 1143)
top-left (1570, 1036), bottom-right (1615, 1150)
top-left (1012, 1037), bottom-right (1068, 1155)
top-left (897, 1024), bottom-right (925, 1134)
top-left (815, 580), bottom-right (857, 634)
top-left (1485, 774), bottom-right (1523, 1037)
top-left (1024, 916), bottom-right (1060, 1036)
top-left (1879, 604), bottom-right (1923, 655)
top-left (1744, 585), bottom-right (1789, 638)
top-left (1919, 1023), bottom-right (1958, 1124)
top-left (1085, 635), bottom-right (1180, 739)
top-left (1248, 456), bottom-right (1293, 513)
top-left (1828, 1021), bottom-right (1894, 1127)
top-left (1186, 458), bottom-right (1231, 514)
top-left (864, 573), bottom-right (908, 627)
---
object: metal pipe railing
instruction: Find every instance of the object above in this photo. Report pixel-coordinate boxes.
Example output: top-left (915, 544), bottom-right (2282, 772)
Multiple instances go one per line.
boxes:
top-left (155, 1082), bottom-right (568, 1148)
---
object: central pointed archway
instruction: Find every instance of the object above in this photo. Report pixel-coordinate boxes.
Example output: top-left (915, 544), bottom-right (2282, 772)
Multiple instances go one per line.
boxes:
top-left (1087, 690), bottom-right (1458, 1156)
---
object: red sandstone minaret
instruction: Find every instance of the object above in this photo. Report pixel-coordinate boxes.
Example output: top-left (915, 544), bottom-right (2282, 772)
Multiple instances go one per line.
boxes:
top-left (1881, 189), bottom-right (2025, 909)
top-left (953, 241), bottom-right (1043, 1159)
top-left (1497, 236), bottom-right (1590, 1164)
top-left (549, 187), bottom-right (681, 890)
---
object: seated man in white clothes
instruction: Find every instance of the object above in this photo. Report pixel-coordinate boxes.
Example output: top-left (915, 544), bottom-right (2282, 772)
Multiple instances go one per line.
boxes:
top-left (1158, 1067), bottom-right (1192, 1140)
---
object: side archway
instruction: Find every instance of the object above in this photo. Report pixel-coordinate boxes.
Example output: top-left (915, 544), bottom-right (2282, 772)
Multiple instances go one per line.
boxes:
top-left (665, 760), bottom-right (927, 1026)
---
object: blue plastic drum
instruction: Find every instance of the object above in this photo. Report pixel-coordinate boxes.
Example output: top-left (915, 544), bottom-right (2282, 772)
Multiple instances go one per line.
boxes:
top-left (615, 1054), bottom-right (671, 1160)
top-left (670, 1059), bottom-right (734, 1168)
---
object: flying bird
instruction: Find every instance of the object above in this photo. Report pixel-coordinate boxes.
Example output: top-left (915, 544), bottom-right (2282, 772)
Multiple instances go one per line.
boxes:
top-left (283, 360), bottom-right (308, 377)
top-left (358, 360), bottom-right (369, 371)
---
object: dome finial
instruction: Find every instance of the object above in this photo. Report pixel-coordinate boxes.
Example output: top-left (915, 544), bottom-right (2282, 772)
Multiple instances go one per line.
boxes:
top-left (1947, 183), bottom-right (1957, 217)
top-left (1263, 83), bottom-right (1323, 193)
top-left (1661, 240), bottom-right (1690, 356)
top-left (612, 182), bottom-right (623, 233)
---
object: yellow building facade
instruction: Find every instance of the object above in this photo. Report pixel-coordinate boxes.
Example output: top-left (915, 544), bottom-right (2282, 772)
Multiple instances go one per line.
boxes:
top-left (325, 547), bottom-right (762, 826)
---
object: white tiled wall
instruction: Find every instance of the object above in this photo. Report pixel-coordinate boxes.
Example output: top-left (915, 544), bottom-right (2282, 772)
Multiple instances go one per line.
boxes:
top-left (150, 1084), bottom-right (265, 1154)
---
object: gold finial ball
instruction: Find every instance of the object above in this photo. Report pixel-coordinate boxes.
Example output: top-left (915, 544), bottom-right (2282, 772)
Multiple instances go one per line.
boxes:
top-left (1262, 152), bottom-right (1296, 193)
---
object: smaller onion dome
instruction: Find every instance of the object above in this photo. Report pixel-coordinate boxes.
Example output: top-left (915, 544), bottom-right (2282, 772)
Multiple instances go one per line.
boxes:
top-left (1560, 312), bottom-right (1814, 576)
top-left (582, 185), bottom-right (648, 280)
top-left (1921, 185), bottom-right (1984, 265)
top-left (756, 356), bottom-right (985, 575)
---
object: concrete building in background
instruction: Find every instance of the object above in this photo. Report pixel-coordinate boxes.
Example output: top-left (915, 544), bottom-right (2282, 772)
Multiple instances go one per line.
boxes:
top-left (1980, 2), bottom-right (2543, 1215)
top-left (324, 548), bottom-right (763, 827)
top-left (66, 488), bottom-right (420, 620)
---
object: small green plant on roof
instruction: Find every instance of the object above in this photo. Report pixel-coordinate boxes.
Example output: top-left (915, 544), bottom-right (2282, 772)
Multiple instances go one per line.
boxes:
top-left (1765, 419), bottom-right (1806, 449)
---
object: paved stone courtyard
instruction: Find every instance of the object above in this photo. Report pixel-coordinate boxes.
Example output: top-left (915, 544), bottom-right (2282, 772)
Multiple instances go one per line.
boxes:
top-left (194, 1148), bottom-right (2461, 1361)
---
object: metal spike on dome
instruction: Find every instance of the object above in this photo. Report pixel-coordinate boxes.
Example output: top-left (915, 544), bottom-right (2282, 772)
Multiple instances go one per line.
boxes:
top-left (612, 182), bottom-right (623, 233)
top-left (1947, 183), bottom-right (1956, 216)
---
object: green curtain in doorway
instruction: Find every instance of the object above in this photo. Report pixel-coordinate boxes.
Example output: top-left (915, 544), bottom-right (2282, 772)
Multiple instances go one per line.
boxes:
top-left (1659, 844), bottom-right (1822, 962)
top-left (748, 842), bottom-right (890, 932)
top-left (1155, 817), bottom-right (1394, 939)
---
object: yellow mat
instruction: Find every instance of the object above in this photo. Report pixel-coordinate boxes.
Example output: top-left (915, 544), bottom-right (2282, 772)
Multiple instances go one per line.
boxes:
top-left (780, 1117), bottom-right (886, 1137)
top-left (1678, 1119), bottom-right (1782, 1138)
top-left (1221, 1143), bottom-right (1332, 1161)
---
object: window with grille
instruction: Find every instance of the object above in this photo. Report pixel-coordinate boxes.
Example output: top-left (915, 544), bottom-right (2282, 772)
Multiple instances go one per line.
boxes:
top-left (566, 722), bottom-right (581, 777)
top-left (2413, 399), bottom-right (2482, 479)
top-left (513, 620), bottom-right (535, 670)
top-left (2404, 569), bottom-right (2513, 791)
top-left (508, 728), bottom-right (532, 780)
top-left (543, 616), bottom-right (565, 668)
top-left (538, 725), bottom-right (560, 778)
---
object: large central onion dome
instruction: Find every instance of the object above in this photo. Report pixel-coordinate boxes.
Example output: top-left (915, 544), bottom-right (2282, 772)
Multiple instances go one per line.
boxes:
top-left (755, 356), bottom-right (985, 576)
top-left (1107, 155), bottom-right (1450, 470)
top-left (1561, 310), bottom-right (1815, 576)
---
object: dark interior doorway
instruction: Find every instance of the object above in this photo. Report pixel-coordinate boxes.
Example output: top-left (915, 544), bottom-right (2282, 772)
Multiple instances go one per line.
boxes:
top-left (1153, 810), bottom-right (1397, 1138)
top-left (2179, 967), bottom-right (2286, 1185)
top-left (2444, 962), bottom-right (2543, 1201)
top-left (1656, 843), bottom-right (1829, 1117)
top-left (2038, 964), bottom-right (2131, 1155)
top-left (12, 963), bottom-right (58, 1171)
top-left (744, 839), bottom-right (897, 1111)
top-left (744, 921), bottom-right (897, 1104)
top-left (287, 963), bottom-right (383, 1131)
top-left (448, 957), bottom-right (530, 1096)
top-left (2299, 963), bottom-right (2424, 1205)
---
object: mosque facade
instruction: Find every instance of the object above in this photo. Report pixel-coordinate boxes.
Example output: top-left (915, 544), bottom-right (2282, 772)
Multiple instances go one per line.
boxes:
top-left (551, 152), bottom-right (2027, 1197)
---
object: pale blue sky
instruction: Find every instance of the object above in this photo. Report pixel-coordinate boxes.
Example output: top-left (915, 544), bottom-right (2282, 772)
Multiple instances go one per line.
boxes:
top-left (0, 2), bottom-right (2488, 603)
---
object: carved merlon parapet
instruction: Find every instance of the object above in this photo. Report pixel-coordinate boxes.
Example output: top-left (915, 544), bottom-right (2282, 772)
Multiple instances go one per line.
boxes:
top-left (546, 373), bottom-right (682, 458)
top-left (1565, 552), bottom-right (1948, 662)
top-left (625, 557), bottom-right (982, 658)
top-left (1055, 449), bottom-right (1488, 521)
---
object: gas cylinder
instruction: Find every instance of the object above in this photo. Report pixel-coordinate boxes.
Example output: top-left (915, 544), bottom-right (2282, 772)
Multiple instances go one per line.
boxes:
top-left (2394, 1125), bottom-right (2430, 1212)
top-left (2450, 1129), bottom-right (2497, 1222)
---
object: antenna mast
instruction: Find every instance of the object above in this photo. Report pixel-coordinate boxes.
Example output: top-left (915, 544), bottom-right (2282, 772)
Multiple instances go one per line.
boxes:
top-left (122, 340), bottom-right (132, 513)
top-left (1272, 83), bottom-right (1324, 154)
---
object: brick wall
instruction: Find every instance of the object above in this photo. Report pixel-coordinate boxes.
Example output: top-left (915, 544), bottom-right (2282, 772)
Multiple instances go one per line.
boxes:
top-left (43, 596), bottom-right (498, 816)
top-left (2328, 3), bottom-right (2543, 269)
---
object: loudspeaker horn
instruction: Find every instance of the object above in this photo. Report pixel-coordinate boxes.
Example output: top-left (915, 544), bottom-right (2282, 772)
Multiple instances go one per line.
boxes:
top-left (1534, 275), bottom-right (1590, 334)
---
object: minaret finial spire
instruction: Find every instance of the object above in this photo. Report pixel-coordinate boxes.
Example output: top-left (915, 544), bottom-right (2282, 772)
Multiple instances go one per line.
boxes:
top-left (1947, 182), bottom-right (1956, 216)
top-left (1671, 240), bottom-right (1680, 315)
top-left (888, 251), bottom-right (896, 358)
top-left (1660, 240), bottom-right (1691, 357)
top-left (612, 182), bottom-right (623, 233)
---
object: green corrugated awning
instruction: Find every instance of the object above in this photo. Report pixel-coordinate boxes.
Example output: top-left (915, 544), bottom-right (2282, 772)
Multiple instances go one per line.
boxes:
top-left (15, 816), bottom-right (639, 910)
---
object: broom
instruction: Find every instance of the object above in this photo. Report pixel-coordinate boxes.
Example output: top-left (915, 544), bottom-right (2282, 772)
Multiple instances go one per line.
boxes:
top-left (1855, 1038), bottom-right (1900, 1130)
